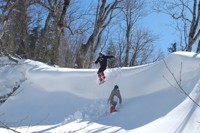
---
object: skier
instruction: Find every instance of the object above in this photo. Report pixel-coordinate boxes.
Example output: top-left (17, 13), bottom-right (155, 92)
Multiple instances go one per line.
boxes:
top-left (94, 52), bottom-right (114, 84)
top-left (107, 85), bottom-right (122, 113)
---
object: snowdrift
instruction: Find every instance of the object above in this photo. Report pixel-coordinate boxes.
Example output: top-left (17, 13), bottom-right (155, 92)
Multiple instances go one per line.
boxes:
top-left (0, 52), bottom-right (200, 133)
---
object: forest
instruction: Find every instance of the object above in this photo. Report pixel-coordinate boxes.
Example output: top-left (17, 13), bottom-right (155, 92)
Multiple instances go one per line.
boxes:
top-left (0, 0), bottom-right (199, 68)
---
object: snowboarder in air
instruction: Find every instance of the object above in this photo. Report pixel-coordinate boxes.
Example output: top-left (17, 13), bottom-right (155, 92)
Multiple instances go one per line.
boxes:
top-left (107, 85), bottom-right (122, 113)
top-left (94, 52), bottom-right (114, 84)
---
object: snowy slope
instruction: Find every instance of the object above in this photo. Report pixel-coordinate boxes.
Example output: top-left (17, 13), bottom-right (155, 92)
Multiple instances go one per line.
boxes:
top-left (0, 52), bottom-right (200, 133)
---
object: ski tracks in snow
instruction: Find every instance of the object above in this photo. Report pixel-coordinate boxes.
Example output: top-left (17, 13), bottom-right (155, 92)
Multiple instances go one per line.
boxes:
top-left (63, 100), bottom-right (110, 123)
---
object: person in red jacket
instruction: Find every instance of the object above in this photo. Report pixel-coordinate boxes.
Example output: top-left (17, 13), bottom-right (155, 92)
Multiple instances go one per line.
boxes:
top-left (94, 52), bottom-right (114, 84)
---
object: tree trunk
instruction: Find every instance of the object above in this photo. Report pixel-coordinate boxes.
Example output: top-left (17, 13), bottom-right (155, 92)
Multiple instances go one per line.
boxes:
top-left (0, 0), bottom-right (19, 53)
top-left (124, 25), bottom-right (131, 67)
top-left (76, 30), bottom-right (98, 68)
top-left (57, 0), bottom-right (70, 66)
top-left (196, 40), bottom-right (200, 53)
top-left (76, 0), bottom-right (120, 68)
top-left (130, 51), bottom-right (137, 66)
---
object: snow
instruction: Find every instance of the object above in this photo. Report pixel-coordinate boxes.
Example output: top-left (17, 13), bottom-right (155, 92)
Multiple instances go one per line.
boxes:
top-left (0, 51), bottom-right (200, 133)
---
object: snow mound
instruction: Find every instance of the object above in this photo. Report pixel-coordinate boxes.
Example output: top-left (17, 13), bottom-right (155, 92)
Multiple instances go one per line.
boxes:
top-left (0, 52), bottom-right (200, 133)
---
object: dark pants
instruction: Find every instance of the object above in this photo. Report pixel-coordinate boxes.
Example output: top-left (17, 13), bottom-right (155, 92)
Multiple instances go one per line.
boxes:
top-left (97, 67), bottom-right (106, 74)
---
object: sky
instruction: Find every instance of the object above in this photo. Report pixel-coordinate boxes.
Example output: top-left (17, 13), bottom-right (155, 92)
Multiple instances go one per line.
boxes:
top-left (0, 51), bottom-right (200, 132)
top-left (78, 0), bottom-right (178, 55)
top-left (142, 12), bottom-right (176, 53)
top-left (142, 0), bottom-right (178, 54)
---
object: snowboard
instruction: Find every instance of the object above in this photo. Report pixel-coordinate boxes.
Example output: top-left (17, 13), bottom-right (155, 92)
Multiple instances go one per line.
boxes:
top-left (98, 67), bottom-right (122, 85)
top-left (99, 80), bottom-right (106, 85)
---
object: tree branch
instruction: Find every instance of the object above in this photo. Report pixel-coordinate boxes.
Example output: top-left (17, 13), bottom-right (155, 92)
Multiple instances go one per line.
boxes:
top-left (163, 59), bottom-right (200, 108)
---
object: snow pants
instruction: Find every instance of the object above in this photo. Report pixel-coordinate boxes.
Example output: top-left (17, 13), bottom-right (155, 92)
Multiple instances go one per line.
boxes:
top-left (97, 67), bottom-right (106, 81)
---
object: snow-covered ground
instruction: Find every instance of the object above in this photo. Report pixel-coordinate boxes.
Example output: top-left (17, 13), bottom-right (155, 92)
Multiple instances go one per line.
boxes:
top-left (0, 52), bottom-right (200, 133)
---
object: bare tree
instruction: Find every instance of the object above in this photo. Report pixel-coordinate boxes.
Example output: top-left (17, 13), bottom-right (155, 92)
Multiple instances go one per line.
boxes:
top-left (33, 0), bottom-right (93, 67)
top-left (114, 0), bottom-right (161, 66)
top-left (130, 28), bottom-right (157, 66)
top-left (76, 0), bottom-right (121, 68)
top-left (163, 59), bottom-right (200, 108)
top-left (153, 0), bottom-right (200, 52)
top-left (32, 0), bottom-right (70, 65)
top-left (115, 24), bottom-right (126, 67)
top-left (168, 42), bottom-right (177, 53)
top-left (0, 120), bottom-right (21, 133)
top-left (31, 0), bottom-right (54, 62)
top-left (120, 0), bottom-right (146, 66)
top-left (197, 40), bottom-right (200, 53)
top-left (6, 0), bottom-right (30, 58)
top-left (59, 0), bottom-right (92, 67)
top-left (0, 0), bottom-right (20, 53)
top-left (112, 22), bottom-right (126, 67)
top-left (57, 0), bottom-right (71, 66)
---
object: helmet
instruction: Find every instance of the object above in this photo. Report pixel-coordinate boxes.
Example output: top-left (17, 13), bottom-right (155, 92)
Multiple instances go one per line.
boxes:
top-left (114, 85), bottom-right (119, 89)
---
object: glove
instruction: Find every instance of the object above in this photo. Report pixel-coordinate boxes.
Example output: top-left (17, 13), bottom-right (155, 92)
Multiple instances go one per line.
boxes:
top-left (90, 61), bottom-right (95, 64)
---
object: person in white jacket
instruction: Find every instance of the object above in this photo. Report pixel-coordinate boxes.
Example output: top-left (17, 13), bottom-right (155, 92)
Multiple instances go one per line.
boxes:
top-left (107, 85), bottom-right (122, 113)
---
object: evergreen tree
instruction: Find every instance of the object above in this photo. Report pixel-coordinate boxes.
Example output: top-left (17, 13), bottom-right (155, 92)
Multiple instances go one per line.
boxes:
top-left (168, 43), bottom-right (177, 53)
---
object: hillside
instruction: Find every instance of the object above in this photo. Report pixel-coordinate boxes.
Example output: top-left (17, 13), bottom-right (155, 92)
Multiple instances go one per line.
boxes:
top-left (0, 52), bottom-right (200, 133)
